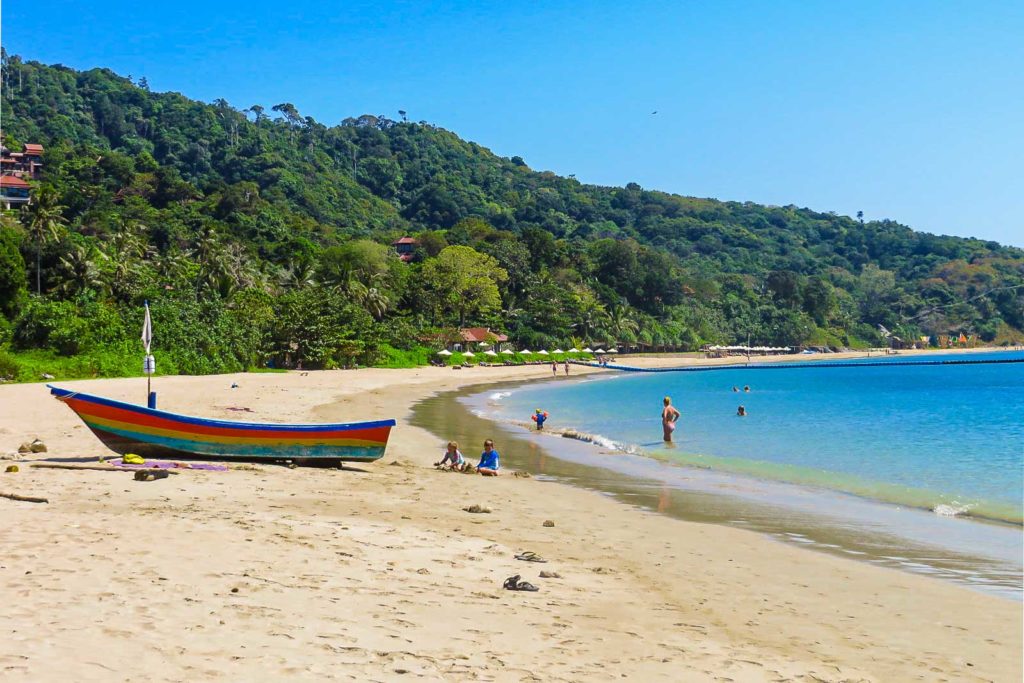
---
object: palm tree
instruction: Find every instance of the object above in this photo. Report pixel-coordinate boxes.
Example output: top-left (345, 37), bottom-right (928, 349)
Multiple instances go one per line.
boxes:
top-left (104, 220), bottom-right (146, 301)
top-left (155, 248), bottom-right (194, 289)
top-left (348, 280), bottom-right (390, 320)
top-left (56, 243), bottom-right (107, 297)
top-left (573, 297), bottom-right (609, 340)
top-left (278, 260), bottom-right (316, 291)
top-left (607, 302), bottom-right (639, 344)
top-left (23, 186), bottom-right (66, 295)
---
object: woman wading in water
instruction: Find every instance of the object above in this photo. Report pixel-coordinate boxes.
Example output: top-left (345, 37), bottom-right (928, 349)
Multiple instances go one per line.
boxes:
top-left (661, 396), bottom-right (681, 442)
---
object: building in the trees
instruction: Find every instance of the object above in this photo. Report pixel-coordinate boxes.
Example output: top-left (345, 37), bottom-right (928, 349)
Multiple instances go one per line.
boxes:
top-left (392, 236), bottom-right (417, 262)
top-left (0, 142), bottom-right (44, 208)
top-left (0, 174), bottom-right (31, 209)
top-left (0, 142), bottom-right (44, 180)
top-left (457, 327), bottom-right (508, 351)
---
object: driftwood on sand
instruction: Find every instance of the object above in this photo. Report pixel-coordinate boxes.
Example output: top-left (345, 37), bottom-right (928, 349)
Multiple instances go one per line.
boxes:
top-left (1, 491), bottom-right (49, 503)
top-left (30, 462), bottom-right (180, 475)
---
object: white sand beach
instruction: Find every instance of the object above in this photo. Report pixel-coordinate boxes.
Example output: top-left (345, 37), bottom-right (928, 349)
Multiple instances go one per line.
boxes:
top-left (1, 356), bottom-right (1020, 682)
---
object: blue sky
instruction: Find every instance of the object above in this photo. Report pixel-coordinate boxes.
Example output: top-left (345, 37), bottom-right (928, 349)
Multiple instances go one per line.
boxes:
top-left (3, 1), bottom-right (1022, 246)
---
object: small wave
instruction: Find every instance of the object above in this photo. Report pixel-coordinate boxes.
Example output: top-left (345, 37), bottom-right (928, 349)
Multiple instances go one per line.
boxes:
top-left (559, 428), bottom-right (642, 454)
top-left (488, 391), bottom-right (512, 401)
top-left (933, 502), bottom-right (975, 518)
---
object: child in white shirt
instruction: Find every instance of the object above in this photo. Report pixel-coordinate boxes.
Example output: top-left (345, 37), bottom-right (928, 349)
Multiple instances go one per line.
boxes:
top-left (435, 441), bottom-right (466, 471)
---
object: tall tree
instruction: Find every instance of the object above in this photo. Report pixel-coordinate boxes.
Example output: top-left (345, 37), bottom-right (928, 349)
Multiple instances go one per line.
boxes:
top-left (23, 185), bottom-right (66, 295)
top-left (420, 246), bottom-right (508, 326)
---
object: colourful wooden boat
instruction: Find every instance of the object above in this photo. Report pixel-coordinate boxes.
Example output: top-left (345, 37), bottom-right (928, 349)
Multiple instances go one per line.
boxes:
top-left (49, 385), bottom-right (396, 463)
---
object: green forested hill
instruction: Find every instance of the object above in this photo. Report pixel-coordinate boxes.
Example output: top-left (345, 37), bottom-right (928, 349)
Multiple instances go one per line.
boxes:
top-left (1, 53), bottom-right (1021, 377)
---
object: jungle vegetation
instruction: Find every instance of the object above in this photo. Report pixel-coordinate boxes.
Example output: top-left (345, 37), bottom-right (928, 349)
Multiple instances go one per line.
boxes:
top-left (1, 53), bottom-right (1021, 379)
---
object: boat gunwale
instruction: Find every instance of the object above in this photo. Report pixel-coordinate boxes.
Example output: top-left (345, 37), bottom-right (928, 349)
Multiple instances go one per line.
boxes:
top-left (48, 385), bottom-right (397, 433)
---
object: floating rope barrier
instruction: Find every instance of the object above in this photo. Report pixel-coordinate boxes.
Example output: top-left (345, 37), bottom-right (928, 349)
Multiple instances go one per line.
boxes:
top-left (583, 357), bottom-right (1024, 373)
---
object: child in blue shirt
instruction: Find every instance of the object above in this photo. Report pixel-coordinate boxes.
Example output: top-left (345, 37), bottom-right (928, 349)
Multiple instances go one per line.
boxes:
top-left (476, 439), bottom-right (500, 476)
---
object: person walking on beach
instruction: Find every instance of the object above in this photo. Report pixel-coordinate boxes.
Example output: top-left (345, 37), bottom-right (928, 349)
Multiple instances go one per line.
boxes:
top-left (551, 361), bottom-right (557, 376)
top-left (661, 396), bottom-right (681, 442)
top-left (564, 361), bottom-right (570, 376)
top-left (476, 439), bottom-right (500, 476)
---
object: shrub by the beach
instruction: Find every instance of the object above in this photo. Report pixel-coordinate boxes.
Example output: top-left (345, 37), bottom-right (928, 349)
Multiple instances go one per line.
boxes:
top-left (0, 316), bottom-right (13, 349)
top-left (0, 350), bottom-right (20, 381)
top-left (375, 344), bottom-right (433, 368)
top-left (13, 299), bottom-right (127, 356)
top-left (0, 223), bottom-right (28, 320)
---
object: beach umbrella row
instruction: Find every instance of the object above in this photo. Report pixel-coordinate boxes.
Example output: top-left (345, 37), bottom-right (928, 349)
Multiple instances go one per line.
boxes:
top-left (438, 347), bottom-right (607, 356)
top-left (707, 345), bottom-right (792, 352)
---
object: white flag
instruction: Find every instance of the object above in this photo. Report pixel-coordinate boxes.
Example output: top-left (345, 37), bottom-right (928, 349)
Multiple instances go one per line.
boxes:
top-left (141, 301), bottom-right (153, 354)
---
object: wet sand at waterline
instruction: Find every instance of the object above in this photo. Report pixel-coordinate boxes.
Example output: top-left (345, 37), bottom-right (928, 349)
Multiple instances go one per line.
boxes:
top-left (416, 383), bottom-right (1023, 599)
top-left (1, 358), bottom-right (1020, 681)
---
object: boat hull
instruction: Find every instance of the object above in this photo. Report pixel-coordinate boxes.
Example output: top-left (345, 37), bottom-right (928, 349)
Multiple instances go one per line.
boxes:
top-left (49, 385), bottom-right (395, 463)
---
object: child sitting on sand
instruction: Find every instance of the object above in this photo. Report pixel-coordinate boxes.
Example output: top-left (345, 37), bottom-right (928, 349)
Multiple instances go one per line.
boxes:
top-left (476, 439), bottom-right (500, 476)
top-left (435, 441), bottom-right (466, 471)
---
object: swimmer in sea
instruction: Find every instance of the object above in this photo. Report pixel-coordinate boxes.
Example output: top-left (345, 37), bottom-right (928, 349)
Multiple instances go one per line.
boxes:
top-left (661, 396), bottom-right (681, 442)
top-left (737, 405), bottom-right (747, 417)
top-left (743, 385), bottom-right (751, 393)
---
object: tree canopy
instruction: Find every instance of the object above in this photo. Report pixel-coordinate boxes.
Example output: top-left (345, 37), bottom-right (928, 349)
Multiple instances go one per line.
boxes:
top-left (0, 52), bottom-right (1021, 377)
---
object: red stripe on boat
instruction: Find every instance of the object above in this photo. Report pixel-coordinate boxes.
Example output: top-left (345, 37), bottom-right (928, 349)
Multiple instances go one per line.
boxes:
top-left (66, 398), bottom-right (389, 443)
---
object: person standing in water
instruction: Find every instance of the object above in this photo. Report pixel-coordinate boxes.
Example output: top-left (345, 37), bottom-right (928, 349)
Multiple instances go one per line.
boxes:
top-left (661, 396), bottom-right (681, 442)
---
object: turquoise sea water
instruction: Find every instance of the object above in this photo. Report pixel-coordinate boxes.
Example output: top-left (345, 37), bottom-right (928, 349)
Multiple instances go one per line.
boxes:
top-left (494, 352), bottom-right (1024, 525)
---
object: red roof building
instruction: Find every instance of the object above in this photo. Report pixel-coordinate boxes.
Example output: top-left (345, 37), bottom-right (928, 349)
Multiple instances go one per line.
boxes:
top-left (0, 143), bottom-right (44, 181)
top-left (0, 175), bottom-right (30, 188)
top-left (0, 174), bottom-right (32, 208)
top-left (459, 327), bottom-right (508, 343)
top-left (392, 236), bottom-right (417, 262)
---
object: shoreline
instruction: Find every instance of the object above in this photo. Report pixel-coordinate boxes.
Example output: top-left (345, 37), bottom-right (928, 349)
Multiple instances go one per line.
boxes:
top-left (469, 382), bottom-right (1023, 524)
top-left (480, 397), bottom-right (1022, 528)
top-left (415, 378), bottom-right (1022, 599)
top-left (2, 364), bottom-right (1021, 680)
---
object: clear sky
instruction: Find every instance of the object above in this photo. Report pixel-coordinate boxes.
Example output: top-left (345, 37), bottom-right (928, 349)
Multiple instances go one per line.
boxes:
top-left (3, 1), bottom-right (1022, 246)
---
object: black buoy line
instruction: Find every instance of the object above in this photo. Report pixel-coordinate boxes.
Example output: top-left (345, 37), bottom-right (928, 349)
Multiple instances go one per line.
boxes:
top-left (583, 357), bottom-right (1024, 373)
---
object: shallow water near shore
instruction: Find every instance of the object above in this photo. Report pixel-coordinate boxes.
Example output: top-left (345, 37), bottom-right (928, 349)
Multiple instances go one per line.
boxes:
top-left (410, 357), bottom-right (1023, 600)
top-left (503, 351), bottom-right (1024, 524)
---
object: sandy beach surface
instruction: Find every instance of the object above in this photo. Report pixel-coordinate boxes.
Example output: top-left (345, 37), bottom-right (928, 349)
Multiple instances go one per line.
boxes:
top-left (1, 353), bottom-right (1021, 682)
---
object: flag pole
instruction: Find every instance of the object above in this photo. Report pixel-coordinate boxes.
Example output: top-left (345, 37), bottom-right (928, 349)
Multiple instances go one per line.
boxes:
top-left (142, 300), bottom-right (154, 405)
